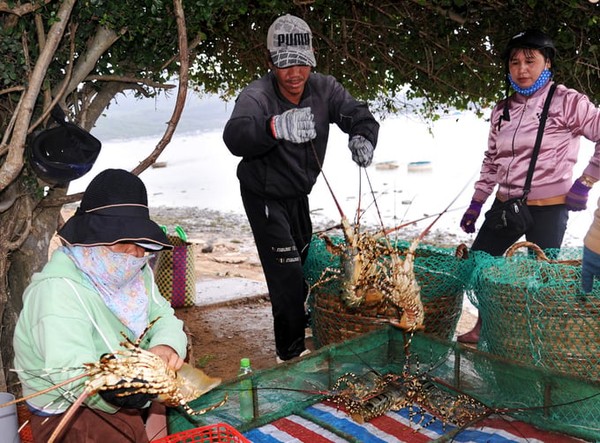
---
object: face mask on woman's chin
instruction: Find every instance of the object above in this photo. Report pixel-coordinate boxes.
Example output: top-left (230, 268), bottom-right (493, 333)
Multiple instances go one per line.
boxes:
top-left (508, 68), bottom-right (552, 96)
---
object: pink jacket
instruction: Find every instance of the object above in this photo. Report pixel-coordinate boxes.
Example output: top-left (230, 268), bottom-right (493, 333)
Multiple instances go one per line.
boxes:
top-left (472, 81), bottom-right (600, 204)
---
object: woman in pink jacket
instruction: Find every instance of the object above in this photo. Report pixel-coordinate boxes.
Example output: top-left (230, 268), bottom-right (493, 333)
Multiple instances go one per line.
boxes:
top-left (458, 29), bottom-right (600, 343)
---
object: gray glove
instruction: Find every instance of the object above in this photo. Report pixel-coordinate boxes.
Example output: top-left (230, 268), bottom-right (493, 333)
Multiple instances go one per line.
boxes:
top-left (348, 135), bottom-right (374, 167)
top-left (271, 107), bottom-right (316, 144)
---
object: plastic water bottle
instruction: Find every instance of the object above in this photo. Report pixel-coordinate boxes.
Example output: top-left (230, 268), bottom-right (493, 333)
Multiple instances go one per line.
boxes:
top-left (238, 357), bottom-right (254, 421)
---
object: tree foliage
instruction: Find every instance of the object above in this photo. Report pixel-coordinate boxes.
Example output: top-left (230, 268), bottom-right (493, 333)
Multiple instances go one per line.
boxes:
top-left (1, 1), bottom-right (598, 132)
top-left (189, 0), bottom-right (599, 118)
top-left (0, 0), bottom-right (598, 391)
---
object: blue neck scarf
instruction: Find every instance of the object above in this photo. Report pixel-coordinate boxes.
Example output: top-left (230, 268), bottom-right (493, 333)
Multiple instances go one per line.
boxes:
top-left (508, 69), bottom-right (552, 96)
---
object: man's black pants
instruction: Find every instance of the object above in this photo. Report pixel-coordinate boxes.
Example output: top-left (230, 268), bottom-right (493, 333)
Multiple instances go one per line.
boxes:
top-left (241, 188), bottom-right (312, 361)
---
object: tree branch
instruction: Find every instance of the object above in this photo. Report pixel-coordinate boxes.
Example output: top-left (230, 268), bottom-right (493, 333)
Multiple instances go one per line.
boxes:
top-left (405, 0), bottom-right (469, 25)
top-left (0, 0), bottom-right (77, 193)
top-left (30, 23), bottom-right (77, 134)
top-left (63, 25), bottom-right (127, 97)
top-left (132, 0), bottom-right (188, 176)
top-left (0, 0), bottom-right (52, 16)
top-left (42, 0), bottom-right (190, 208)
top-left (84, 75), bottom-right (176, 90)
top-left (0, 86), bottom-right (25, 96)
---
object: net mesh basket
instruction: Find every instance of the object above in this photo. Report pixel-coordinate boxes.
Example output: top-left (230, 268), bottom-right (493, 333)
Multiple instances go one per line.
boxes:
top-left (470, 241), bottom-right (600, 381)
top-left (303, 234), bottom-right (474, 347)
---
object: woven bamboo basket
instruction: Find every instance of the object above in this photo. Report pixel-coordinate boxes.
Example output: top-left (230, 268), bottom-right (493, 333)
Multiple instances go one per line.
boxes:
top-left (310, 243), bottom-right (470, 348)
top-left (477, 241), bottom-right (600, 381)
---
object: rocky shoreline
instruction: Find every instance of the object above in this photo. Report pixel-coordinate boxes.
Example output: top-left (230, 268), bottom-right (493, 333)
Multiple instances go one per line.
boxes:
top-left (149, 205), bottom-right (470, 250)
top-left (150, 207), bottom-right (254, 237)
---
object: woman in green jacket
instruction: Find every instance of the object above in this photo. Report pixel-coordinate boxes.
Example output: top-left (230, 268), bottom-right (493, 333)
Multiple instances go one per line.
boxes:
top-left (13, 169), bottom-right (187, 442)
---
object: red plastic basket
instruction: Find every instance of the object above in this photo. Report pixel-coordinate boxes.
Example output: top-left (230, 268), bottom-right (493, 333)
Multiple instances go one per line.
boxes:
top-left (154, 423), bottom-right (250, 443)
top-left (17, 403), bottom-right (34, 443)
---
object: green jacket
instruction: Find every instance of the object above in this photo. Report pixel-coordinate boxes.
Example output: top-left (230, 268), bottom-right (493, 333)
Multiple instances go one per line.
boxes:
top-left (13, 248), bottom-right (188, 414)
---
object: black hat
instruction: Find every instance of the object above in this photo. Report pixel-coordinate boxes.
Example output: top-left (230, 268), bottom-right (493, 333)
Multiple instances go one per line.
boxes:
top-left (502, 29), bottom-right (556, 64)
top-left (57, 169), bottom-right (172, 250)
top-left (27, 106), bottom-right (101, 186)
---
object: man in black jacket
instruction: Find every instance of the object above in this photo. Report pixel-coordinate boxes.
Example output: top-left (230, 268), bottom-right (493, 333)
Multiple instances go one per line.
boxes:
top-left (223, 14), bottom-right (379, 362)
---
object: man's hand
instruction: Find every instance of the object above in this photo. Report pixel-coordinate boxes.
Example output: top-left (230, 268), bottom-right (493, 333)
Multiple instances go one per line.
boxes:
top-left (271, 107), bottom-right (316, 143)
top-left (582, 246), bottom-right (600, 293)
top-left (460, 200), bottom-right (483, 234)
top-left (348, 135), bottom-right (374, 167)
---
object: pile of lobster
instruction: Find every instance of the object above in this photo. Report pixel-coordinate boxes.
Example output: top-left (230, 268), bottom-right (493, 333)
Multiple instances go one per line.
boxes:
top-left (316, 214), bottom-right (426, 331)
top-left (328, 363), bottom-right (490, 430)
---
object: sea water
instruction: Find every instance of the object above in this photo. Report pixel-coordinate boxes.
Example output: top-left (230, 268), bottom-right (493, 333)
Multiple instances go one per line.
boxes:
top-left (72, 96), bottom-right (596, 247)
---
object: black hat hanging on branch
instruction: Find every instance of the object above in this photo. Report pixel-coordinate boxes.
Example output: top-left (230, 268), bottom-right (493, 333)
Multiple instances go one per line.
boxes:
top-left (27, 105), bottom-right (101, 186)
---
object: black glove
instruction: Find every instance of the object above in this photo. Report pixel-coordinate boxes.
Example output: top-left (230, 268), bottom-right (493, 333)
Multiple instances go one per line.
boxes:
top-left (98, 378), bottom-right (156, 409)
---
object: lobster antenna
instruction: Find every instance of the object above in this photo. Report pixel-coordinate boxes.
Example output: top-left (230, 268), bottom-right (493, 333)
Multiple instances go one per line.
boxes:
top-left (363, 167), bottom-right (387, 233)
top-left (355, 166), bottom-right (362, 226)
top-left (415, 175), bottom-right (475, 243)
top-left (309, 140), bottom-right (345, 219)
top-left (382, 206), bottom-right (465, 236)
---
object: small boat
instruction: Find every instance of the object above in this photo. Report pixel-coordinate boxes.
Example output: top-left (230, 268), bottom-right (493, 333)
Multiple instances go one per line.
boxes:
top-left (407, 160), bottom-right (433, 172)
top-left (374, 161), bottom-right (399, 170)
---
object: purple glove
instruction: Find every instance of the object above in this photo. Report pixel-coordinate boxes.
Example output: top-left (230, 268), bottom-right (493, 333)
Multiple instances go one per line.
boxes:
top-left (460, 200), bottom-right (483, 234)
top-left (565, 179), bottom-right (591, 211)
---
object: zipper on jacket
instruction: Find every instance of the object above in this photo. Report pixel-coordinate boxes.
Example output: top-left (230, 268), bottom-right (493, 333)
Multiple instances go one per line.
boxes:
top-left (503, 99), bottom-right (528, 198)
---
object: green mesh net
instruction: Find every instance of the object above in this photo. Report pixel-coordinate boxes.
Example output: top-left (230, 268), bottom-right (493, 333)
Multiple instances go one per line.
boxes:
top-left (303, 234), bottom-right (475, 347)
top-left (297, 235), bottom-right (600, 438)
top-left (468, 241), bottom-right (600, 382)
top-left (167, 236), bottom-right (600, 441)
top-left (464, 241), bottom-right (600, 437)
top-left (168, 327), bottom-right (600, 441)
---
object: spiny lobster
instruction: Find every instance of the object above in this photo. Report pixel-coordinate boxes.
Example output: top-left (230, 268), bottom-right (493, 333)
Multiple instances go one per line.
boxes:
top-left (2, 318), bottom-right (227, 442)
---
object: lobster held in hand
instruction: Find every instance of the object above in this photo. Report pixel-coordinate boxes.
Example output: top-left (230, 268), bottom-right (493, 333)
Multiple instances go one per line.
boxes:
top-left (6, 319), bottom-right (226, 443)
top-left (81, 324), bottom-right (225, 415)
top-left (316, 216), bottom-right (425, 331)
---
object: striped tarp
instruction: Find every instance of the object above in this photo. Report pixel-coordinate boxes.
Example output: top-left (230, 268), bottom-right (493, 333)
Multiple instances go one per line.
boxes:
top-left (244, 402), bottom-right (585, 443)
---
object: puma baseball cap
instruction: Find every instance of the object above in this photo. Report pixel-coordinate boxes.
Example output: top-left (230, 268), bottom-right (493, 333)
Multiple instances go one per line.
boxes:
top-left (267, 14), bottom-right (316, 68)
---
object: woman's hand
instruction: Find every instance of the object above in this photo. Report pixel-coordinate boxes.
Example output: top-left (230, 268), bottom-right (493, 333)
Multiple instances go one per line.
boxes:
top-left (565, 177), bottom-right (593, 211)
top-left (460, 200), bottom-right (483, 233)
top-left (149, 344), bottom-right (185, 371)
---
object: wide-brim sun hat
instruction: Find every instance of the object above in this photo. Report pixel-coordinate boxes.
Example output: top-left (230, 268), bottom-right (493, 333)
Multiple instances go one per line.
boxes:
top-left (267, 14), bottom-right (316, 69)
top-left (57, 168), bottom-right (172, 250)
